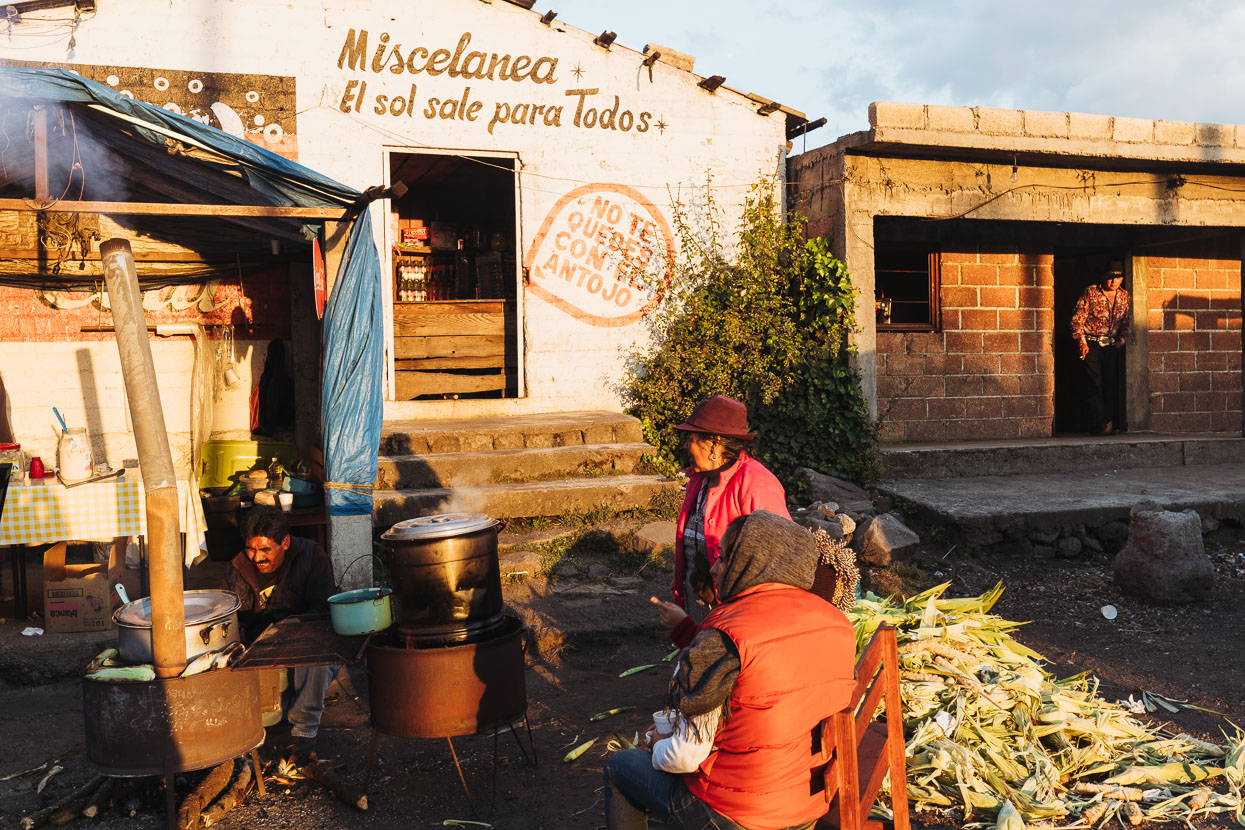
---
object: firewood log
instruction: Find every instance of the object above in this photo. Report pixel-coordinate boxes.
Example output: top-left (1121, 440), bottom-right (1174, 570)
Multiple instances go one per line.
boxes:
top-left (176, 761), bottom-right (233, 830)
top-left (200, 760), bottom-right (253, 827)
top-left (20, 776), bottom-right (103, 830)
top-left (80, 777), bottom-right (115, 818)
top-left (308, 760), bottom-right (368, 811)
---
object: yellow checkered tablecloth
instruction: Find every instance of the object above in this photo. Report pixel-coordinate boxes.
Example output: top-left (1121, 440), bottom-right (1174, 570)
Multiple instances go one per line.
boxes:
top-left (0, 475), bottom-right (208, 565)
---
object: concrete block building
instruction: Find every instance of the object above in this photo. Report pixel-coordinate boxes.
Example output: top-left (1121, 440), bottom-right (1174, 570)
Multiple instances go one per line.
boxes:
top-left (790, 102), bottom-right (1244, 443)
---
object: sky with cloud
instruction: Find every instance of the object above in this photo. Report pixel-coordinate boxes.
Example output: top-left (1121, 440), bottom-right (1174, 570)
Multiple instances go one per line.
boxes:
top-left (563, 0), bottom-right (1245, 149)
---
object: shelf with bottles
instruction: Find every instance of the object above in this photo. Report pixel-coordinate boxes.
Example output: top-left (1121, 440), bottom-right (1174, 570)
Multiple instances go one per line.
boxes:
top-left (395, 256), bottom-right (461, 303)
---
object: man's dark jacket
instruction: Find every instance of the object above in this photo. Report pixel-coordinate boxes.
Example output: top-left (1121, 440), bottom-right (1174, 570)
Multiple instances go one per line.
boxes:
top-left (223, 536), bottom-right (335, 642)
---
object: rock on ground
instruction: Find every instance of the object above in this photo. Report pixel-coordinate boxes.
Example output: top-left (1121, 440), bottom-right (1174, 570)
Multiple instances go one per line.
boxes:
top-left (792, 468), bottom-right (874, 518)
top-left (1114, 505), bottom-right (1215, 603)
top-left (499, 549), bottom-right (543, 577)
top-left (852, 512), bottom-right (921, 567)
top-left (630, 521), bottom-right (676, 556)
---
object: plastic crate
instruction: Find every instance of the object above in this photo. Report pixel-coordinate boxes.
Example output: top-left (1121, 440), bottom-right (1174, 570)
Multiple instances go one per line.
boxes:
top-left (199, 440), bottom-right (299, 490)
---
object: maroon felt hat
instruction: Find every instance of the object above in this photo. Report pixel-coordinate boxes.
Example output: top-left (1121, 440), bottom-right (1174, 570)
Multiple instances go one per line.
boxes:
top-left (674, 395), bottom-right (755, 440)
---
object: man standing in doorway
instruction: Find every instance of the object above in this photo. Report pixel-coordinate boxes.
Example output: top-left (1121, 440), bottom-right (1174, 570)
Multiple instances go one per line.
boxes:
top-left (223, 505), bottom-right (338, 761)
top-left (1071, 260), bottom-right (1130, 436)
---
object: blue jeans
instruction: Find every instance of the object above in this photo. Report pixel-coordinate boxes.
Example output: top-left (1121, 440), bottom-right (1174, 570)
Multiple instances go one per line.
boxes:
top-left (602, 748), bottom-right (825, 830)
top-left (287, 664), bottom-right (340, 739)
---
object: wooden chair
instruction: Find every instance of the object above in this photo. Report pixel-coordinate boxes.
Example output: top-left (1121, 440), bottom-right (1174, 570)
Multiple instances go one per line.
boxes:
top-left (814, 624), bottom-right (909, 830)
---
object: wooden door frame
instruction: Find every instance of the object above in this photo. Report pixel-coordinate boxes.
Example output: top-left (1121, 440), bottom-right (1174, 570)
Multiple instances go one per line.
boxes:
top-left (380, 146), bottom-right (525, 401)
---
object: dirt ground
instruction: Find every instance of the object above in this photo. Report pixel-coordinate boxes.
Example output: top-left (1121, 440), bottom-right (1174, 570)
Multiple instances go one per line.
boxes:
top-left (3, 539), bottom-right (1244, 830)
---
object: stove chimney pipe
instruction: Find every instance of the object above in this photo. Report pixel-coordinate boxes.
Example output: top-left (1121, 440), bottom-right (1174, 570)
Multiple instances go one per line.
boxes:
top-left (100, 238), bottom-right (187, 678)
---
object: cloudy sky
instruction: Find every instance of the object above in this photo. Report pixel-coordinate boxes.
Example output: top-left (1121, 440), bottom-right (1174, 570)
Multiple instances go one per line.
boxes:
top-left (564, 0), bottom-right (1245, 149)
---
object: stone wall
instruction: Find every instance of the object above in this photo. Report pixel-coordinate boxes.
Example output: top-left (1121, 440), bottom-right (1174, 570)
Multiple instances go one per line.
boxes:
top-left (1144, 248), bottom-right (1243, 432)
top-left (877, 245), bottom-right (1054, 442)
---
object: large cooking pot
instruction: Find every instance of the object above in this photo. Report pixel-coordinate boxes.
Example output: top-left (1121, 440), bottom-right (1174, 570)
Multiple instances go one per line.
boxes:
top-left (114, 590), bottom-right (241, 664)
top-left (380, 512), bottom-right (502, 641)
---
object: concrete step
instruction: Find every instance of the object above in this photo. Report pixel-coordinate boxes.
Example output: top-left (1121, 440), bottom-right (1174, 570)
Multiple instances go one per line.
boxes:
top-left (879, 462), bottom-right (1245, 551)
top-left (373, 474), bottom-right (681, 526)
top-left (380, 411), bottom-right (643, 456)
top-left (375, 442), bottom-right (654, 489)
top-left (881, 433), bottom-right (1245, 480)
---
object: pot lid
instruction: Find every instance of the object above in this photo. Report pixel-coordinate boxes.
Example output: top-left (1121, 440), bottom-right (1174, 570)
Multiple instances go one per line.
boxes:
top-left (115, 589), bottom-right (241, 628)
top-left (382, 512), bottom-right (497, 541)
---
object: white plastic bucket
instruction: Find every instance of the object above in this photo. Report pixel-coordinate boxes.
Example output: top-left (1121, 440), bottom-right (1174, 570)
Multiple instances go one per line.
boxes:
top-left (57, 428), bottom-right (93, 483)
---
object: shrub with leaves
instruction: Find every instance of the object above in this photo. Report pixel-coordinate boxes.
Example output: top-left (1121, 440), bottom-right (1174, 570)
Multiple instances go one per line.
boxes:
top-left (623, 176), bottom-right (880, 486)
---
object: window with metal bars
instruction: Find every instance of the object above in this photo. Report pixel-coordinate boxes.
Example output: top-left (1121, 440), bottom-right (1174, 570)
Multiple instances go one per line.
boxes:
top-left (875, 246), bottom-right (940, 331)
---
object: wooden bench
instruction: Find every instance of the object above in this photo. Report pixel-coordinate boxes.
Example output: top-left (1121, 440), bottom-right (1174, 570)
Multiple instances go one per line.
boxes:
top-left (814, 624), bottom-right (909, 830)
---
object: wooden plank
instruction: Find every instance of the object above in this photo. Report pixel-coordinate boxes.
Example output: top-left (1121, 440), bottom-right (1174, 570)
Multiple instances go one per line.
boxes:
top-left (33, 108), bottom-right (48, 201)
top-left (395, 356), bottom-right (512, 370)
top-left (0, 249), bottom-right (225, 263)
top-left (396, 370), bottom-right (506, 399)
top-left (394, 334), bottom-right (505, 360)
top-left (0, 198), bottom-right (346, 219)
top-left (394, 312), bottom-right (506, 337)
top-left (393, 300), bottom-right (508, 316)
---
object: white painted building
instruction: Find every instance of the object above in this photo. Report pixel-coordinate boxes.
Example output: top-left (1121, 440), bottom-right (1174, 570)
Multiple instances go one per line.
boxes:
top-left (0, 0), bottom-right (802, 473)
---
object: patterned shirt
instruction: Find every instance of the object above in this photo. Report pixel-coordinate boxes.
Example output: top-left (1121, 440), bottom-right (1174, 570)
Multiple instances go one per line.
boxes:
top-left (680, 478), bottom-right (712, 621)
top-left (1071, 285), bottom-right (1131, 345)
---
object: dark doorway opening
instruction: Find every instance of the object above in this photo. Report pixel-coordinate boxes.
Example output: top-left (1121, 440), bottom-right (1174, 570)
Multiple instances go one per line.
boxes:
top-left (1053, 250), bottom-right (1128, 434)
top-left (388, 152), bottom-right (520, 401)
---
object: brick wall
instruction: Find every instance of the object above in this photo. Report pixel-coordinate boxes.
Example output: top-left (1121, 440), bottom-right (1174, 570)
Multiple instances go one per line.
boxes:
top-left (877, 246), bottom-right (1055, 442)
top-left (0, 270), bottom-right (290, 343)
top-left (1144, 253), bottom-right (1242, 431)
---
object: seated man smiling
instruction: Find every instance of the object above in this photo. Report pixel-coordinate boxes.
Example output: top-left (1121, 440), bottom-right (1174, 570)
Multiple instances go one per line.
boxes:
top-left (223, 505), bottom-right (337, 760)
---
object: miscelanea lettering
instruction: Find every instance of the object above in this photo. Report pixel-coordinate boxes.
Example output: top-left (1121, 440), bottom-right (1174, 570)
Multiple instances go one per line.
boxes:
top-left (338, 29), bottom-right (558, 85)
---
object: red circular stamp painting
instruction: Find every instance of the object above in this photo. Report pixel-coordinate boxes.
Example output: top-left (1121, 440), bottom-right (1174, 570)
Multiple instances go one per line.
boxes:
top-left (523, 183), bottom-right (673, 327)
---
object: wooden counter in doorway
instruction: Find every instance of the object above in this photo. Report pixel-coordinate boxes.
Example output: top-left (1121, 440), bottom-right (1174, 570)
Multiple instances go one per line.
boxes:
top-left (393, 300), bottom-right (515, 399)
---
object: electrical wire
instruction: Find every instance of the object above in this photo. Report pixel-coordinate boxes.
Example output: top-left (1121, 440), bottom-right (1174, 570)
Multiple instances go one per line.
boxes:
top-left (921, 178), bottom-right (1170, 223)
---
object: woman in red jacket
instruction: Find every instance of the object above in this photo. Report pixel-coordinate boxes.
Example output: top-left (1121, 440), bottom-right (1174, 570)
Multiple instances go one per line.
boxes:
top-left (654, 396), bottom-right (790, 643)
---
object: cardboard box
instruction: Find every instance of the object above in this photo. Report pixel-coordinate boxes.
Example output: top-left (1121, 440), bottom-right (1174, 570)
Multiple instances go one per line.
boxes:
top-left (42, 538), bottom-right (124, 633)
top-left (401, 227), bottom-right (430, 244)
top-left (429, 221), bottom-right (457, 250)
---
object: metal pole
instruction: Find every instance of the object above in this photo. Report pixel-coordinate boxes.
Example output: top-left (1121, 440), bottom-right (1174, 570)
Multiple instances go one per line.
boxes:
top-left (100, 238), bottom-right (186, 678)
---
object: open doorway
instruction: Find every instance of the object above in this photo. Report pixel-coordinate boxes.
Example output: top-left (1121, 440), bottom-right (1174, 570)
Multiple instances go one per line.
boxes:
top-left (1053, 250), bottom-right (1128, 434)
top-left (386, 151), bottom-right (521, 400)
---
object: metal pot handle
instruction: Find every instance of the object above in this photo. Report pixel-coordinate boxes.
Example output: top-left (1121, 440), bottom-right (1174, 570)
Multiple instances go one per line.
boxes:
top-left (200, 619), bottom-right (232, 645)
top-left (339, 549), bottom-right (392, 587)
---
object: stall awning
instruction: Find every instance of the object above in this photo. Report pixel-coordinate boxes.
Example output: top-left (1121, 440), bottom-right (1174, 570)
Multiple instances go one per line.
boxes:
top-left (0, 66), bottom-right (383, 517)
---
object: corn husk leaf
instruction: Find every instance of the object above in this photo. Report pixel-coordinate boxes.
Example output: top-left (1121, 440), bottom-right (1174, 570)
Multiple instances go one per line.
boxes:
top-left (590, 707), bottom-right (634, 722)
top-left (1105, 764), bottom-right (1222, 787)
top-left (562, 738), bottom-right (596, 763)
top-left (845, 582), bottom-right (1238, 827)
top-left (618, 664), bottom-right (658, 678)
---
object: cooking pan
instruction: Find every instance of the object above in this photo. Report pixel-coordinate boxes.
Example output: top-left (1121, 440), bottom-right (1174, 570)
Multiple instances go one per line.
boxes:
top-left (113, 589), bottom-right (241, 664)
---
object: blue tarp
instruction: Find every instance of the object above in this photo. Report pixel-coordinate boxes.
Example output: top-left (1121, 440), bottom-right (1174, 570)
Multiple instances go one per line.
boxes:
top-left (1, 66), bottom-right (383, 517)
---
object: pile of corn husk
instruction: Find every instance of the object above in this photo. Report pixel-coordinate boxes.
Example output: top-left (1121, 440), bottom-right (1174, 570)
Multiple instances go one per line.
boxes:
top-left (849, 582), bottom-right (1245, 829)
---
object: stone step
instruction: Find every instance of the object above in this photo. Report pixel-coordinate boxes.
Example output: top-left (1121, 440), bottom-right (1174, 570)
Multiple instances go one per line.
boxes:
top-left (373, 474), bottom-right (681, 526)
top-left (375, 442), bottom-right (654, 489)
top-left (380, 411), bottom-right (644, 456)
top-left (881, 433), bottom-right (1245, 480)
top-left (879, 462), bottom-right (1245, 552)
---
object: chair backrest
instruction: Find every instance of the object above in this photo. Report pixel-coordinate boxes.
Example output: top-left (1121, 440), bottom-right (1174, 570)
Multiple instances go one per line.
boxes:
top-left (813, 624), bottom-right (909, 830)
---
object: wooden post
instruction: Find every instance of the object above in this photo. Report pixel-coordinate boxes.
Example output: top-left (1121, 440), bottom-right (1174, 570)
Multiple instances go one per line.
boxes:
top-left (100, 237), bottom-right (187, 678)
top-left (33, 107), bottom-right (48, 201)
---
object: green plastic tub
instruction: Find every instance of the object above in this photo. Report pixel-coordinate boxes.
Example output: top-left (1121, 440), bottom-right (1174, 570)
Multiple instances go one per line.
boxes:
top-left (199, 440), bottom-right (298, 490)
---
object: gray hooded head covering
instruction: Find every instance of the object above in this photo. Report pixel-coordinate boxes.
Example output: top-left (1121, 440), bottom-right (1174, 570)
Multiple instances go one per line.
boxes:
top-left (715, 510), bottom-right (818, 601)
top-left (669, 510), bottom-right (821, 720)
